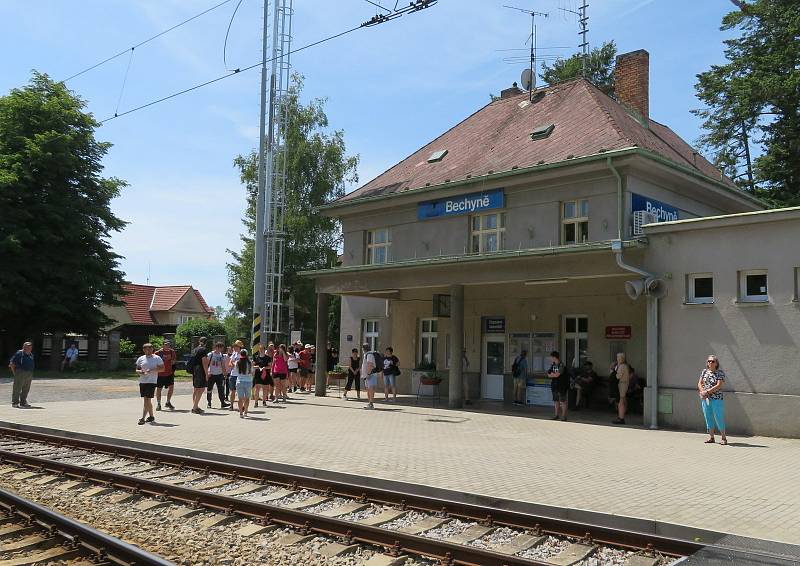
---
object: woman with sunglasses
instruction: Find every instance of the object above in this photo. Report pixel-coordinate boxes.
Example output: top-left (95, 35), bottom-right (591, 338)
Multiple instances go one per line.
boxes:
top-left (698, 355), bottom-right (727, 445)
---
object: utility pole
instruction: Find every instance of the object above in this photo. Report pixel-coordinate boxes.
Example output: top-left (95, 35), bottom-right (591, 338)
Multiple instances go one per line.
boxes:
top-left (252, 0), bottom-right (270, 349)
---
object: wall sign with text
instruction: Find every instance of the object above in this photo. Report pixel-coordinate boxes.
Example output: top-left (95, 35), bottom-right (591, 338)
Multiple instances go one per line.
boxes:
top-left (605, 325), bottom-right (632, 339)
top-left (631, 193), bottom-right (679, 222)
top-left (418, 189), bottom-right (504, 220)
top-left (484, 317), bottom-right (506, 333)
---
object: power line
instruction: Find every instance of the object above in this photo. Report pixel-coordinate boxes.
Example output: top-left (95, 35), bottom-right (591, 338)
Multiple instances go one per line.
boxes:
top-left (61, 0), bottom-right (234, 83)
top-left (223, 0), bottom-right (246, 71)
top-left (100, 0), bottom-right (438, 124)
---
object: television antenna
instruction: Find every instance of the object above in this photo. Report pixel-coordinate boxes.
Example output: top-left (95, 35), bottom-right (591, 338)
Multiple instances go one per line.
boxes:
top-left (559, 0), bottom-right (589, 78)
top-left (504, 5), bottom-right (548, 100)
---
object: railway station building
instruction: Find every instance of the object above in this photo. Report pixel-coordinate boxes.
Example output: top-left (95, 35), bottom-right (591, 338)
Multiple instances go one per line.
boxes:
top-left (305, 50), bottom-right (800, 438)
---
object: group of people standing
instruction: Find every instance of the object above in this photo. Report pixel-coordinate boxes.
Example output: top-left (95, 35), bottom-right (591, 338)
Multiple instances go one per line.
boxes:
top-left (343, 343), bottom-right (400, 410)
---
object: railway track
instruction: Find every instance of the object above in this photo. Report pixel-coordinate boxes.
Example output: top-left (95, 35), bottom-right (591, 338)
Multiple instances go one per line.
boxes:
top-left (0, 484), bottom-right (173, 566)
top-left (0, 427), bottom-right (698, 566)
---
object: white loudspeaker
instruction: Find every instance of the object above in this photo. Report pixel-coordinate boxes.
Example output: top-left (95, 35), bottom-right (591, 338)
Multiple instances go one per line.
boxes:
top-left (625, 277), bottom-right (668, 300)
top-left (625, 279), bottom-right (646, 300)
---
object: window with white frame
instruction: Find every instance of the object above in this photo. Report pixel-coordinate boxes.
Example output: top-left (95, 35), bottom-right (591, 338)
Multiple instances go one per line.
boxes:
top-left (366, 228), bottom-right (390, 264)
top-left (363, 320), bottom-right (380, 351)
top-left (687, 273), bottom-right (714, 304)
top-left (179, 314), bottom-right (195, 324)
top-left (563, 315), bottom-right (589, 369)
top-left (739, 270), bottom-right (768, 302)
top-left (470, 212), bottom-right (505, 253)
top-left (419, 319), bottom-right (438, 367)
top-left (562, 199), bottom-right (589, 244)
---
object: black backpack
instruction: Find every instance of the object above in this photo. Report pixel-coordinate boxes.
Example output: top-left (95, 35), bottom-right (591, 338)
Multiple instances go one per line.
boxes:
top-left (185, 349), bottom-right (201, 374)
top-left (369, 351), bottom-right (384, 375)
top-left (512, 356), bottom-right (522, 378)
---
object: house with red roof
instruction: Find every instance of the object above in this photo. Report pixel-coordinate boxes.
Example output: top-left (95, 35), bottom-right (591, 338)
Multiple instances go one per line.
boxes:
top-left (300, 50), bottom-right (800, 437)
top-left (102, 283), bottom-right (214, 345)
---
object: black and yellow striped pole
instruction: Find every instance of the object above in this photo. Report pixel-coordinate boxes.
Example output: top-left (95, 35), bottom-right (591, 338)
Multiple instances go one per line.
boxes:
top-left (252, 313), bottom-right (262, 349)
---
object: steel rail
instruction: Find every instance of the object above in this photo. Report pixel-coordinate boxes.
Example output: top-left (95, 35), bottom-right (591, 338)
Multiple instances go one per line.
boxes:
top-left (0, 486), bottom-right (175, 565)
top-left (0, 427), bottom-right (701, 560)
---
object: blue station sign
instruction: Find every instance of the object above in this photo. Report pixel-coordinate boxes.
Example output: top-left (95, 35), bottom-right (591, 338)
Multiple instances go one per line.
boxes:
top-left (417, 189), bottom-right (504, 221)
top-left (631, 193), bottom-right (679, 222)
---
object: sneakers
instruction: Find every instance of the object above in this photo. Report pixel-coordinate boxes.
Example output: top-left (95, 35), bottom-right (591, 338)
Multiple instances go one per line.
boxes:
top-left (11, 403), bottom-right (18, 408)
top-left (364, 402), bottom-right (374, 410)
top-left (165, 402), bottom-right (175, 410)
top-left (561, 416), bottom-right (568, 422)
top-left (207, 401), bottom-right (212, 409)
top-left (145, 416), bottom-right (155, 423)
top-left (221, 402), bottom-right (230, 409)
top-left (137, 418), bottom-right (146, 425)
top-left (551, 415), bottom-right (560, 420)
top-left (156, 402), bottom-right (162, 411)
top-left (612, 418), bottom-right (626, 425)
top-left (191, 407), bottom-right (205, 415)
top-left (254, 400), bottom-right (259, 407)
top-left (19, 403), bottom-right (31, 408)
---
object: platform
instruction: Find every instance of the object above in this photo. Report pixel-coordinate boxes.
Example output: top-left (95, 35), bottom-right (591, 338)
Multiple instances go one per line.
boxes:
top-left (0, 379), bottom-right (798, 550)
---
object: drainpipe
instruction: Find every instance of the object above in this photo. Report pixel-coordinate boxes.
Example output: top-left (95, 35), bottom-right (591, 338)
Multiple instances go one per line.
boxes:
top-left (608, 157), bottom-right (658, 429)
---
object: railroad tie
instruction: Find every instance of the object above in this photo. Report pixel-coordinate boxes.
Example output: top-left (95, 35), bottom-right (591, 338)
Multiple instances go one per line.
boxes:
top-left (319, 542), bottom-right (359, 558)
top-left (544, 543), bottom-right (596, 566)
top-left (79, 486), bottom-right (115, 498)
top-left (624, 556), bottom-right (660, 566)
top-left (490, 533), bottom-right (546, 555)
top-left (1, 534), bottom-right (48, 553)
top-left (137, 469), bottom-right (182, 480)
top-left (397, 516), bottom-right (449, 535)
top-left (108, 492), bottom-right (141, 505)
top-left (0, 545), bottom-right (81, 566)
top-left (235, 523), bottom-right (278, 537)
top-left (32, 475), bottom-right (61, 486)
top-left (0, 467), bottom-right (18, 476)
top-left (316, 501), bottom-right (370, 518)
top-left (118, 464), bottom-right (159, 475)
top-left (11, 471), bottom-right (41, 481)
top-left (134, 499), bottom-right (171, 512)
top-left (56, 480), bottom-right (89, 492)
top-left (163, 472), bottom-right (207, 485)
top-left (248, 488), bottom-right (296, 503)
top-left (192, 478), bottom-right (234, 490)
top-left (221, 482), bottom-right (263, 496)
top-left (363, 554), bottom-right (409, 566)
top-left (284, 495), bottom-right (331, 510)
top-left (275, 532), bottom-right (315, 546)
top-left (0, 523), bottom-right (37, 538)
top-left (77, 456), bottom-right (114, 467)
top-left (441, 524), bottom-right (495, 544)
top-left (170, 506), bottom-right (205, 519)
top-left (199, 513), bottom-right (237, 528)
top-left (357, 508), bottom-right (407, 527)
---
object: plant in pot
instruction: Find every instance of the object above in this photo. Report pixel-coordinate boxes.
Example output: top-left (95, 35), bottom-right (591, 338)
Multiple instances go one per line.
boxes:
top-left (416, 361), bottom-right (441, 385)
top-left (327, 364), bottom-right (348, 380)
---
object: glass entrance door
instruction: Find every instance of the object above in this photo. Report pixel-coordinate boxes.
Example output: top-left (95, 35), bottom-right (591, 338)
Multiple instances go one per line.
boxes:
top-left (563, 315), bottom-right (588, 370)
top-left (481, 336), bottom-right (505, 400)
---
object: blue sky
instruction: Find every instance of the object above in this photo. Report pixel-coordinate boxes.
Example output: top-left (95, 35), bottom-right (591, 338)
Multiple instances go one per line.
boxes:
top-left (1, 0), bottom-right (738, 309)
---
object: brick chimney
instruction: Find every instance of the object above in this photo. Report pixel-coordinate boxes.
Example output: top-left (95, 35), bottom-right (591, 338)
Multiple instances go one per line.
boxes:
top-left (614, 49), bottom-right (649, 119)
top-left (500, 82), bottom-right (523, 99)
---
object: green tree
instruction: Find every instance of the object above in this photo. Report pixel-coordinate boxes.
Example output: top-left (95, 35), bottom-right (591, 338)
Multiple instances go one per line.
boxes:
top-left (175, 318), bottom-right (226, 353)
top-left (0, 72), bottom-right (127, 340)
top-left (227, 74), bottom-right (359, 343)
top-left (693, 0), bottom-right (800, 204)
top-left (540, 41), bottom-right (617, 94)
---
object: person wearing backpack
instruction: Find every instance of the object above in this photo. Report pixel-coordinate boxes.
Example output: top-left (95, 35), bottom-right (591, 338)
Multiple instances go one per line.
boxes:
top-left (188, 337), bottom-right (210, 415)
top-left (511, 350), bottom-right (528, 406)
top-left (360, 343), bottom-right (381, 410)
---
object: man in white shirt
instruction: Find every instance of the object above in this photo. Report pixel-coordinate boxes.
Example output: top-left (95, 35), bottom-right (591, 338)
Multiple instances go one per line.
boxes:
top-left (360, 343), bottom-right (378, 410)
top-left (135, 343), bottom-right (164, 425)
top-left (61, 343), bottom-right (79, 371)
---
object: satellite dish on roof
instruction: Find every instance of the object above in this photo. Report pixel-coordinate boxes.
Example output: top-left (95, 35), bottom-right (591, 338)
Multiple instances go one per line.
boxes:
top-left (521, 68), bottom-right (534, 91)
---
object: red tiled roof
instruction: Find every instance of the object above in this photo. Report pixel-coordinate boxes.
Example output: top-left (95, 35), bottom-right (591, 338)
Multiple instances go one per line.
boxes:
top-left (337, 78), bottom-right (734, 204)
top-left (120, 284), bottom-right (213, 326)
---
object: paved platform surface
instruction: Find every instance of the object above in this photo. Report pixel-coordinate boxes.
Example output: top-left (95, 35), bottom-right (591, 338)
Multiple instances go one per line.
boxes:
top-left (0, 384), bottom-right (798, 546)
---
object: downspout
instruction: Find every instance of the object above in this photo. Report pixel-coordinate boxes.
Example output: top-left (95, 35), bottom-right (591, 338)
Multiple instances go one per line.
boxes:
top-left (608, 157), bottom-right (659, 430)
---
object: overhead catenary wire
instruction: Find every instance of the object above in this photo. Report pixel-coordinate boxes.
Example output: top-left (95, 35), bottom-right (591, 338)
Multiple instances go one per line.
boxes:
top-left (61, 0), bottom-right (234, 83)
top-left (223, 0), bottom-right (246, 71)
top-left (100, 0), bottom-right (438, 124)
top-left (113, 47), bottom-right (135, 116)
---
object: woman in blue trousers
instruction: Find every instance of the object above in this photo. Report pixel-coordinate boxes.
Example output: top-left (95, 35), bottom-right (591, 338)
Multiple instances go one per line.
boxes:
top-left (698, 355), bottom-right (727, 445)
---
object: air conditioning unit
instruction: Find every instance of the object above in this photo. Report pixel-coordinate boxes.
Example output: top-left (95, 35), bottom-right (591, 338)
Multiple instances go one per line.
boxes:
top-left (632, 210), bottom-right (658, 236)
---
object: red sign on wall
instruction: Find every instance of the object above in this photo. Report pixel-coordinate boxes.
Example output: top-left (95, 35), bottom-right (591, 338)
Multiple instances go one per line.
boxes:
top-left (605, 325), bottom-right (632, 339)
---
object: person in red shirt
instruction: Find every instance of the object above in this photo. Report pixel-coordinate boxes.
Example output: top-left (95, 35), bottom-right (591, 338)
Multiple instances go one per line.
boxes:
top-left (298, 345), bottom-right (312, 392)
top-left (155, 339), bottom-right (176, 411)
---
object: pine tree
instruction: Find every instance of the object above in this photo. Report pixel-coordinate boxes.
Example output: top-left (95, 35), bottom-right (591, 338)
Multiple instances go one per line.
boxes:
top-left (540, 41), bottom-right (617, 94)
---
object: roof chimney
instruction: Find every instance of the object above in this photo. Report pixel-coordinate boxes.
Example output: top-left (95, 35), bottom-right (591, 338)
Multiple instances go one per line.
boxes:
top-left (500, 82), bottom-right (523, 99)
top-left (614, 49), bottom-right (649, 119)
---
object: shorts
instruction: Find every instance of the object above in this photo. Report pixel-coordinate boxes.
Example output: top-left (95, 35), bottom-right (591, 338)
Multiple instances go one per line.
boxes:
top-left (192, 371), bottom-right (207, 389)
top-left (273, 373), bottom-right (287, 381)
top-left (299, 368), bottom-right (308, 377)
top-left (364, 374), bottom-right (378, 389)
top-left (259, 372), bottom-right (274, 387)
top-left (513, 377), bottom-right (526, 388)
top-left (551, 386), bottom-right (568, 403)
top-left (139, 383), bottom-right (156, 398)
top-left (384, 374), bottom-right (396, 387)
top-left (157, 375), bottom-right (175, 388)
top-left (618, 379), bottom-right (630, 400)
top-left (228, 375), bottom-right (238, 392)
top-left (254, 372), bottom-right (266, 386)
top-left (236, 379), bottom-right (253, 399)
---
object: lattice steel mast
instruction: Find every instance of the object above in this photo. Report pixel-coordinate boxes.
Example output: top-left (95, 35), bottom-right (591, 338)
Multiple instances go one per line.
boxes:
top-left (253, 0), bottom-right (293, 348)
